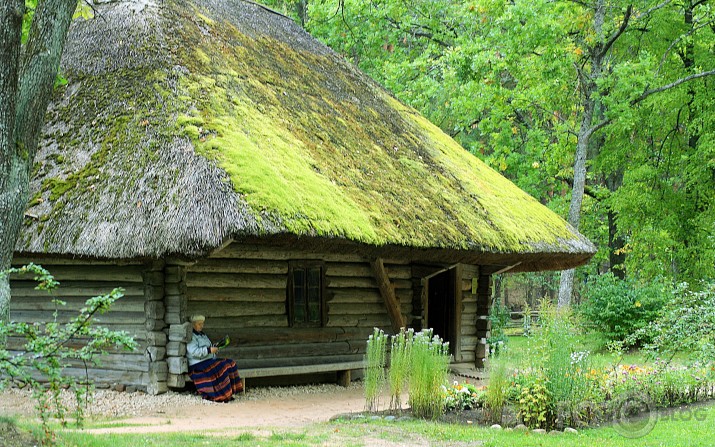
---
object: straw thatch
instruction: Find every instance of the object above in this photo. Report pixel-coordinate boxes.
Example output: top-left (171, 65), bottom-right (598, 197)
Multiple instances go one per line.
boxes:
top-left (15, 0), bottom-right (595, 271)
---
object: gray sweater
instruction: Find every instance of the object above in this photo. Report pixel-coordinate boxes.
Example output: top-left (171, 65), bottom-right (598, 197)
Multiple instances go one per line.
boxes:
top-left (186, 331), bottom-right (216, 367)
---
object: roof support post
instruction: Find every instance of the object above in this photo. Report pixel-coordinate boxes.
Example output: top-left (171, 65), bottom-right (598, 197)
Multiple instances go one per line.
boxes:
top-left (370, 257), bottom-right (405, 332)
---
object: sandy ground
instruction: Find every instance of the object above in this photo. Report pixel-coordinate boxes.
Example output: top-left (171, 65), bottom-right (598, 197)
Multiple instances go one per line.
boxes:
top-left (0, 383), bottom-right (392, 435)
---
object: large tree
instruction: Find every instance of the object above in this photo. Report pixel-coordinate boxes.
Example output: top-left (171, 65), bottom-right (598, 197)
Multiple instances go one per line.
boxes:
top-left (294, 0), bottom-right (715, 301)
top-left (0, 0), bottom-right (78, 327)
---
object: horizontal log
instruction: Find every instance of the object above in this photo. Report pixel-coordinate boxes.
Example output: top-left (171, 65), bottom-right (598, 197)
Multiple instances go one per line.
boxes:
top-left (147, 331), bottom-right (168, 346)
top-left (186, 301), bottom-right (286, 318)
top-left (9, 310), bottom-right (145, 325)
top-left (11, 258), bottom-right (143, 266)
top-left (186, 287), bottom-right (285, 302)
top-left (325, 263), bottom-right (411, 280)
top-left (326, 315), bottom-right (393, 329)
top-left (329, 289), bottom-right (413, 304)
top-left (210, 245), bottom-right (365, 262)
top-left (9, 265), bottom-right (145, 283)
top-left (224, 340), bottom-right (362, 360)
top-left (9, 295), bottom-right (145, 312)
top-left (21, 368), bottom-right (147, 386)
top-left (328, 277), bottom-right (412, 290)
top-left (327, 302), bottom-right (388, 316)
top-left (145, 318), bottom-right (166, 331)
top-left (145, 301), bottom-right (165, 319)
top-left (145, 346), bottom-right (166, 362)
top-left (186, 273), bottom-right (286, 289)
top-left (61, 353), bottom-right (149, 372)
top-left (202, 316), bottom-right (289, 328)
top-left (204, 327), bottom-right (373, 347)
top-left (188, 259), bottom-right (288, 274)
top-left (460, 264), bottom-right (479, 277)
top-left (9, 282), bottom-right (145, 297)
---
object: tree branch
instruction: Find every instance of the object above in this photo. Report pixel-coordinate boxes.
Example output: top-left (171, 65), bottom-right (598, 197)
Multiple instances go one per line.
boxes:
top-left (598, 5), bottom-right (632, 59)
top-left (631, 68), bottom-right (715, 105)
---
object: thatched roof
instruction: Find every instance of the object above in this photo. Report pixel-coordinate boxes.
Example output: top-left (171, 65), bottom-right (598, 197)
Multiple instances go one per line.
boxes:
top-left (16, 0), bottom-right (595, 271)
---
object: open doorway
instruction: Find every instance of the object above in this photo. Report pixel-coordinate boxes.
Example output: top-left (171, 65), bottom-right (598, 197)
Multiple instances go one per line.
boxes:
top-left (426, 268), bottom-right (457, 355)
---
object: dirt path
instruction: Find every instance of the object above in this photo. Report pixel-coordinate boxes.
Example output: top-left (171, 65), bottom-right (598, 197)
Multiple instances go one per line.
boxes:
top-left (0, 383), bottom-right (388, 435)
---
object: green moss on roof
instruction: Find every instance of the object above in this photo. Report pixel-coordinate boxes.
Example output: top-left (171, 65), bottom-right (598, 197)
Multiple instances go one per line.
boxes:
top-left (18, 0), bottom-right (594, 261)
top-left (166, 1), bottom-right (584, 252)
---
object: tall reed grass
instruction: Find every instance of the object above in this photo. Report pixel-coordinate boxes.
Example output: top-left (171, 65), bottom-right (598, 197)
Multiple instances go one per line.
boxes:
top-left (408, 329), bottom-right (451, 419)
top-left (388, 328), bottom-right (413, 411)
top-left (364, 328), bottom-right (387, 412)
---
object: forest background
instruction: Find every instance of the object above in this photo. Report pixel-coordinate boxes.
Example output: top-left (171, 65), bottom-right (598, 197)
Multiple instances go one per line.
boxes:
top-left (263, 0), bottom-right (715, 308)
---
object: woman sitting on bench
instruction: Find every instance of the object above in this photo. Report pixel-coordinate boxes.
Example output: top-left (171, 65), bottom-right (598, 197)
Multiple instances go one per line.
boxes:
top-left (186, 314), bottom-right (243, 402)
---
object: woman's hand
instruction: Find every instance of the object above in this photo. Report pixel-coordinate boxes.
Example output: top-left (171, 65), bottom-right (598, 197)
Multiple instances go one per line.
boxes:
top-left (210, 347), bottom-right (218, 354)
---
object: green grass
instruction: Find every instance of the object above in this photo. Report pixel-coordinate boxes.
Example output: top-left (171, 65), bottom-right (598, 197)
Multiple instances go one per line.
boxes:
top-left (42, 402), bottom-right (715, 446)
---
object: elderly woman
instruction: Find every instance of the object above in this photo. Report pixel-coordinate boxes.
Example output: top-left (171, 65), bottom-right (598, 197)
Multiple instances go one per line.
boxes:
top-left (186, 315), bottom-right (243, 402)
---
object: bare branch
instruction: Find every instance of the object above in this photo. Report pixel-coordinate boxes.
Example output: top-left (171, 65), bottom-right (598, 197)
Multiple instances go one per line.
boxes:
top-left (632, 68), bottom-right (715, 105)
top-left (657, 19), bottom-right (715, 75)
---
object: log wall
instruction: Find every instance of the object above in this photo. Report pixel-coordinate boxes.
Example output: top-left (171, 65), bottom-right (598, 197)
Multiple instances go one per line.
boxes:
top-left (183, 244), bottom-right (414, 370)
top-left (8, 257), bottom-right (150, 388)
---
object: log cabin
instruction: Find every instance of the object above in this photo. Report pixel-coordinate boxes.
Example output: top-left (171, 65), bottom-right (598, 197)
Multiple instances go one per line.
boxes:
top-left (9, 0), bottom-right (595, 394)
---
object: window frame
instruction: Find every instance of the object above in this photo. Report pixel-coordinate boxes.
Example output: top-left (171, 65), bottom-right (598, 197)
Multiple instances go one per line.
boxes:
top-left (287, 260), bottom-right (326, 327)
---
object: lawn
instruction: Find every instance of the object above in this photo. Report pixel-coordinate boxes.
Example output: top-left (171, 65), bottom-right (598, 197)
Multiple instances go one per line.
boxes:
top-left (30, 401), bottom-right (715, 446)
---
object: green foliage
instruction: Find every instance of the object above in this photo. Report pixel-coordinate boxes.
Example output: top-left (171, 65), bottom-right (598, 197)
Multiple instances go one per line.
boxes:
top-left (516, 374), bottom-right (552, 429)
top-left (484, 358), bottom-right (508, 424)
top-left (365, 328), bottom-right (450, 418)
top-left (487, 301), bottom-right (510, 356)
top-left (579, 273), bottom-right (669, 346)
top-left (0, 264), bottom-right (137, 446)
top-left (407, 330), bottom-right (451, 419)
top-left (443, 382), bottom-right (484, 412)
top-left (643, 282), bottom-right (715, 363)
top-left (388, 328), bottom-right (413, 411)
top-left (364, 328), bottom-right (387, 412)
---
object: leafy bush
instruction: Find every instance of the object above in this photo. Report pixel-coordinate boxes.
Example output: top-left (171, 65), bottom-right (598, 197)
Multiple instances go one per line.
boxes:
top-left (516, 374), bottom-right (552, 429)
top-left (487, 301), bottom-right (510, 356)
top-left (443, 381), bottom-right (485, 412)
top-left (579, 273), bottom-right (668, 346)
top-left (0, 264), bottom-right (136, 445)
top-left (643, 282), bottom-right (715, 363)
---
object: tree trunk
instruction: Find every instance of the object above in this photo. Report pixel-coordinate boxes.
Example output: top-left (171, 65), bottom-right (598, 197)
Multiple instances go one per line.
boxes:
top-left (0, 0), bottom-right (77, 333)
top-left (558, 0), bottom-right (607, 308)
top-left (0, 0), bottom-right (25, 330)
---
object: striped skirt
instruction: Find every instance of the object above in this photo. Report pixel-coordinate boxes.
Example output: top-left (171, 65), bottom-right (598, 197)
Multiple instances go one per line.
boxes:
top-left (189, 358), bottom-right (243, 402)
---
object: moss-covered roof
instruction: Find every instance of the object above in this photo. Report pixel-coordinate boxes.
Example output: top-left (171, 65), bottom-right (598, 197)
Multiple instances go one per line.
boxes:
top-left (16, 0), bottom-right (595, 270)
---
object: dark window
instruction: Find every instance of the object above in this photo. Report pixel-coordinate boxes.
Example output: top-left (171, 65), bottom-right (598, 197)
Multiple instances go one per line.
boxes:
top-left (288, 262), bottom-right (325, 326)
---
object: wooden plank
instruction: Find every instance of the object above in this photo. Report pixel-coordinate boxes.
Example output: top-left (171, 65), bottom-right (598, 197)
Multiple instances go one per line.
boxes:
top-left (186, 301), bottom-right (285, 317)
top-left (325, 263), bottom-right (410, 280)
top-left (453, 264), bottom-right (464, 362)
top-left (186, 287), bottom-right (285, 302)
top-left (185, 273), bottom-right (286, 289)
top-left (188, 259), bottom-right (288, 274)
top-left (237, 354), bottom-right (364, 370)
top-left (370, 258), bottom-right (404, 332)
top-left (23, 368), bottom-right (147, 386)
top-left (239, 361), bottom-right (365, 378)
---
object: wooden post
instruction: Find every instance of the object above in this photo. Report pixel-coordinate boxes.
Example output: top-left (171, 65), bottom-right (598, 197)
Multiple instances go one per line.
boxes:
top-left (370, 258), bottom-right (404, 332)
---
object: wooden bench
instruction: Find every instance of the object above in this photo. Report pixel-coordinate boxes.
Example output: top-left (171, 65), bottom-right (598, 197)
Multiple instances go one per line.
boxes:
top-left (185, 361), bottom-right (365, 391)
